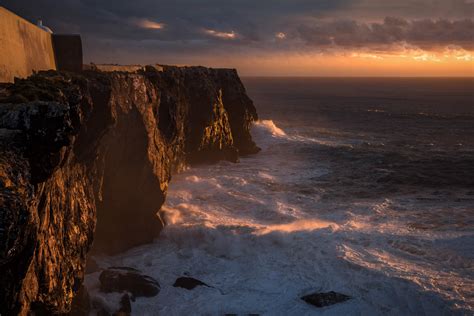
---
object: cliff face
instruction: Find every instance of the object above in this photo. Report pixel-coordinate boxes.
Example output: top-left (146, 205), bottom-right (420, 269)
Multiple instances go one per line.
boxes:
top-left (0, 66), bottom-right (259, 315)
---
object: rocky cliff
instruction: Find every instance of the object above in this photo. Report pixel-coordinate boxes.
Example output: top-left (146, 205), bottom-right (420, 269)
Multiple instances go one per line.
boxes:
top-left (0, 65), bottom-right (259, 315)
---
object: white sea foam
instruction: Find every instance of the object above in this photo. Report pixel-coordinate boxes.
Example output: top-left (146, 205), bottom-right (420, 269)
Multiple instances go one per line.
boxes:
top-left (253, 119), bottom-right (287, 137)
top-left (252, 119), bottom-right (358, 149)
top-left (86, 120), bottom-right (474, 315)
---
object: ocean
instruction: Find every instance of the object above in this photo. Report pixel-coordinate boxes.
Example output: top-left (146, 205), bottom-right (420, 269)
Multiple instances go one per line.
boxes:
top-left (88, 78), bottom-right (474, 315)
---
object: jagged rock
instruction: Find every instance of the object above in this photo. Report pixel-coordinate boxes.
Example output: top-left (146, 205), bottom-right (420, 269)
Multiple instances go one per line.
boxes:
top-left (90, 291), bottom-right (132, 316)
top-left (97, 309), bottom-right (112, 316)
top-left (301, 291), bottom-right (351, 308)
top-left (69, 285), bottom-right (91, 316)
top-left (173, 277), bottom-right (210, 290)
top-left (99, 267), bottom-right (160, 298)
top-left (113, 294), bottom-right (132, 316)
top-left (85, 256), bottom-right (101, 274)
top-left (0, 66), bottom-right (259, 315)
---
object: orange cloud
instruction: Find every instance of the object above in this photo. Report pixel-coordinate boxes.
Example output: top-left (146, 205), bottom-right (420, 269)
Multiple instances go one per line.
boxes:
top-left (204, 29), bottom-right (237, 39)
top-left (275, 32), bottom-right (287, 39)
top-left (135, 18), bottom-right (165, 30)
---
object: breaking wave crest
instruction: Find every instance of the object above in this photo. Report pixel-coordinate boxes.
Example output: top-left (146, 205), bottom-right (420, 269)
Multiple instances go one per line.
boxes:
top-left (253, 120), bottom-right (287, 137)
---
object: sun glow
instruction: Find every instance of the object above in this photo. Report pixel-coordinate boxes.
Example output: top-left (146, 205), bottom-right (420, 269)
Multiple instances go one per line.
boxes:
top-left (209, 47), bottom-right (474, 76)
top-left (370, 46), bottom-right (474, 63)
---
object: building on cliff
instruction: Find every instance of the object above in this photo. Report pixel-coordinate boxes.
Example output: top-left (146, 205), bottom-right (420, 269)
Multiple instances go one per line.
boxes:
top-left (0, 6), bottom-right (83, 83)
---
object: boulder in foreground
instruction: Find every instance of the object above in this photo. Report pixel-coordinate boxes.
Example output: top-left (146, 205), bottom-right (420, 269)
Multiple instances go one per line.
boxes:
top-left (99, 267), bottom-right (160, 298)
top-left (173, 276), bottom-right (210, 290)
top-left (301, 291), bottom-right (351, 308)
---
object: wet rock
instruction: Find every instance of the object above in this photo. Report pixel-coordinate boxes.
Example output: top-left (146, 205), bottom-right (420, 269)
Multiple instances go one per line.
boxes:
top-left (113, 294), bottom-right (132, 316)
top-left (173, 277), bottom-right (210, 290)
top-left (99, 267), bottom-right (160, 298)
top-left (69, 285), bottom-right (91, 316)
top-left (90, 291), bottom-right (132, 316)
top-left (301, 291), bottom-right (351, 308)
top-left (97, 308), bottom-right (112, 316)
top-left (85, 257), bottom-right (101, 274)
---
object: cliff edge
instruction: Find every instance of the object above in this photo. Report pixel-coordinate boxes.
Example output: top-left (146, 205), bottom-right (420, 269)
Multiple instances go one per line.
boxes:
top-left (0, 65), bottom-right (259, 315)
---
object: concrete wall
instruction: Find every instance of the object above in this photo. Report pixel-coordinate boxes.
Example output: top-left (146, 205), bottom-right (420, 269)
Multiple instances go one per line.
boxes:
top-left (53, 34), bottom-right (83, 72)
top-left (0, 6), bottom-right (57, 83)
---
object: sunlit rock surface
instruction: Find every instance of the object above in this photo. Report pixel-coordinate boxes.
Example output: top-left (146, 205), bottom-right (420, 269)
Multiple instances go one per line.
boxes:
top-left (0, 65), bottom-right (259, 315)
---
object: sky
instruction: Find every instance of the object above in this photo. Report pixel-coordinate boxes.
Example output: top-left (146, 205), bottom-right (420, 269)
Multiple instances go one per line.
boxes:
top-left (2, 0), bottom-right (474, 76)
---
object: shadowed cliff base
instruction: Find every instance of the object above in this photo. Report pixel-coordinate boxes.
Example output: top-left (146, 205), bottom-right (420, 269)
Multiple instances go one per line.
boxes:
top-left (0, 65), bottom-right (259, 315)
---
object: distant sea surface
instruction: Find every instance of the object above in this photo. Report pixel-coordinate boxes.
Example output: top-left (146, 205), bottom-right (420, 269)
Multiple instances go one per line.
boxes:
top-left (89, 78), bottom-right (474, 315)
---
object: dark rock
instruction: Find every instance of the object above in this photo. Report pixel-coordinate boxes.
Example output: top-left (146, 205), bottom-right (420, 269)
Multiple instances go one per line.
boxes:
top-left (69, 285), bottom-right (91, 316)
top-left (113, 294), bottom-right (132, 316)
top-left (99, 267), bottom-right (160, 298)
top-left (173, 277), bottom-right (210, 290)
top-left (301, 291), bottom-right (351, 308)
top-left (0, 66), bottom-right (259, 315)
top-left (97, 309), bottom-right (112, 316)
top-left (85, 256), bottom-right (101, 274)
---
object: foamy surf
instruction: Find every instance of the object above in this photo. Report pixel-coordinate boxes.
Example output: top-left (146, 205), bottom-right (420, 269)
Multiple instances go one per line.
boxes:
top-left (86, 118), bottom-right (473, 315)
top-left (252, 119), bottom-right (357, 149)
top-left (253, 120), bottom-right (287, 137)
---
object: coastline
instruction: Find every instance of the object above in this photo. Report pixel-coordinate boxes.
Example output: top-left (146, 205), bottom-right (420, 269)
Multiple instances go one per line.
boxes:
top-left (0, 65), bottom-right (259, 315)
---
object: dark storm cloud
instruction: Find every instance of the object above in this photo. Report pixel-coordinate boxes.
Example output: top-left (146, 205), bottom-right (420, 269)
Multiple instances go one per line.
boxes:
top-left (343, 0), bottom-right (474, 19)
top-left (1, 0), bottom-right (345, 41)
top-left (296, 17), bottom-right (474, 50)
top-left (1, 0), bottom-right (473, 63)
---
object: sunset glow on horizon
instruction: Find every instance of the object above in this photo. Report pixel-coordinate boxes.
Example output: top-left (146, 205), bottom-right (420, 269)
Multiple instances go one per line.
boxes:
top-left (153, 48), bottom-right (473, 77)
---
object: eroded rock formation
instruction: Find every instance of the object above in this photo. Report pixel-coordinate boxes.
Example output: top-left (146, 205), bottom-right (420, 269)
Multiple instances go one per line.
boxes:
top-left (0, 65), bottom-right (259, 315)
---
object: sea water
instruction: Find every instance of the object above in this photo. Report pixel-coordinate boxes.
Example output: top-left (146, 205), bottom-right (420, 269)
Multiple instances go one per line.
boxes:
top-left (88, 78), bottom-right (474, 315)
